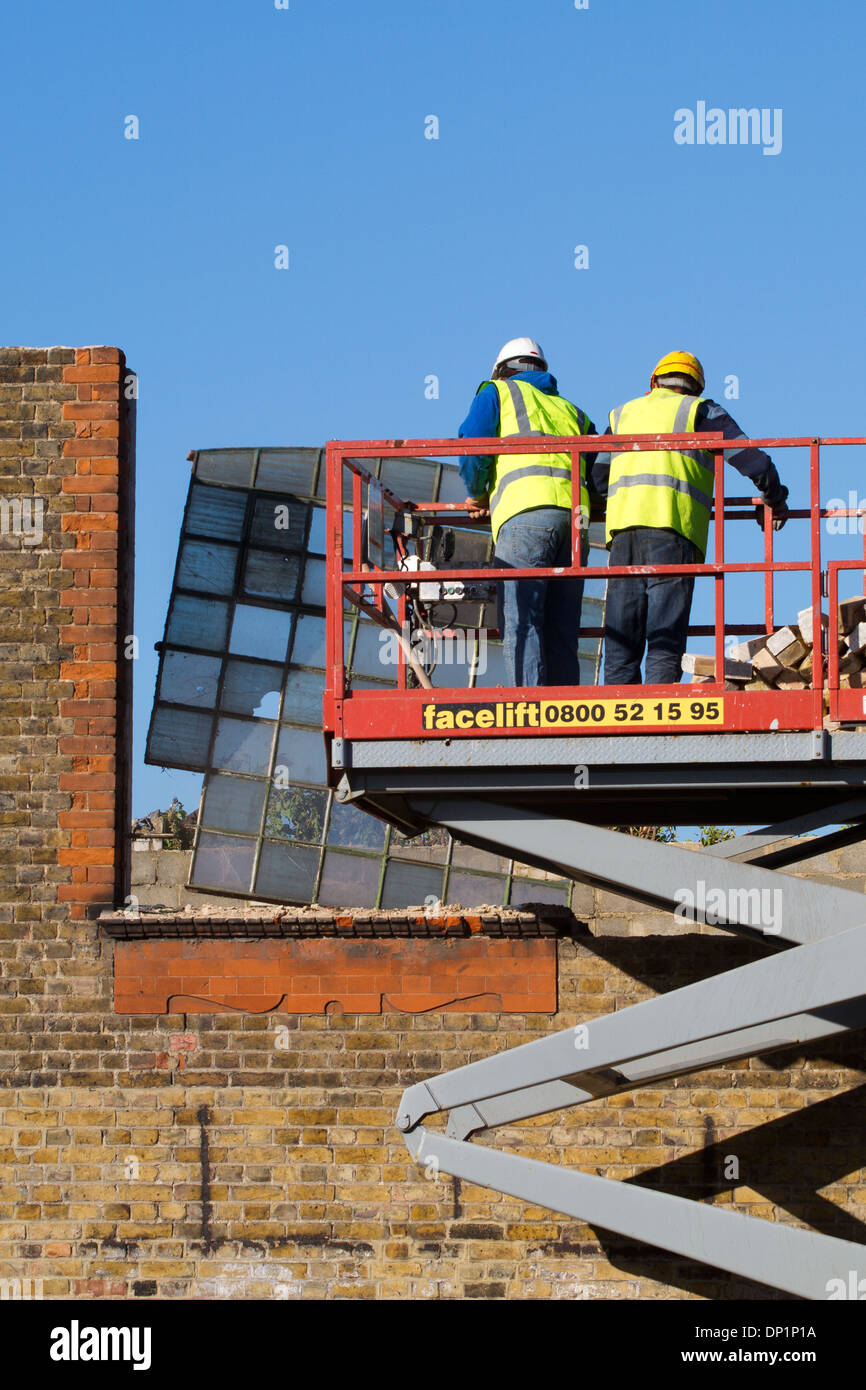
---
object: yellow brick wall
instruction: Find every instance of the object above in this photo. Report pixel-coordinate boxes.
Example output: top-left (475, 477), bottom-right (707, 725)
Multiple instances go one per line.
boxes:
top-left (3, 854), bottom-right (865, 1300)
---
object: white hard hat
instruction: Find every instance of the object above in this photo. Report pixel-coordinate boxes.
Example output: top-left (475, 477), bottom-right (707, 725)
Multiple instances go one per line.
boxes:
top-left (492, 337), bottom-right (547, 373)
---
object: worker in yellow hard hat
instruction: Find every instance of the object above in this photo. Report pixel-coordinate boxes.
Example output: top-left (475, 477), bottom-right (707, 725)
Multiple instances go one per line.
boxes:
top-left (592, 351), bottom-right (789, 685)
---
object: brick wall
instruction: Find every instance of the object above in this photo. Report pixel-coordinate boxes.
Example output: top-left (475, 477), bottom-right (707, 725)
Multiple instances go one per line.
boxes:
top-left (0, 344), bottom-right (134, 927)
top-left (2, 347), bottom-right (866, 1301)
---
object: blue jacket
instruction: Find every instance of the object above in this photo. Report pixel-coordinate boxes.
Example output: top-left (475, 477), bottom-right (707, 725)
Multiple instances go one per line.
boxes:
top-left (458, 370), bottom-right (597, 499)
top-left (591, 397), bottom-right (787, 507)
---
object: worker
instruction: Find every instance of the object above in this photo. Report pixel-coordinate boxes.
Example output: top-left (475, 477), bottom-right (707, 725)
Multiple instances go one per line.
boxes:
top-left (592, 350), bottom-right (789, 685)
top-left (458, 337), bottom-right (597, 687)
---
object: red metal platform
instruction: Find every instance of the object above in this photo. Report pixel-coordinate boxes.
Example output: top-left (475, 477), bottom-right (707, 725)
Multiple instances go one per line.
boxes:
top-left (324, 433), bottom-right (866, 744)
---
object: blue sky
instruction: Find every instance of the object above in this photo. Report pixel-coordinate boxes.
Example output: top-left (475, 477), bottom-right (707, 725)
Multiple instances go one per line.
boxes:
top-left (2, 0), bottom-right (865, 818)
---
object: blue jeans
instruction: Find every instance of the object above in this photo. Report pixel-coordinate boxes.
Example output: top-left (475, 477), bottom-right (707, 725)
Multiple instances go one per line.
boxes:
top-left (495, 507), bottom-right (585, 687)
top-left (603, 527), bottom-right (700, 685)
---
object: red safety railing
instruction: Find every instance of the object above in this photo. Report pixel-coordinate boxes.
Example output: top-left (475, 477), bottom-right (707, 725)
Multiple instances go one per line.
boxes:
top-left (323, 434), bottom-right (866, 744)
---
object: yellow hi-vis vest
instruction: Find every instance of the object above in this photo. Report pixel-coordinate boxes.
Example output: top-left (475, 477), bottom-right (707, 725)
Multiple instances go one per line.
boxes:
top-left (480, 378), bottom-right (591, 544)
top-left (606, 388), bottom-right (712, 554)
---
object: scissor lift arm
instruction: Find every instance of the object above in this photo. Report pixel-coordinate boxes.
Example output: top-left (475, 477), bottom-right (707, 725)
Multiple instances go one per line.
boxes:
top-left (394, 806), bottom-right (866, 1299)
top-left (321, 432), bottom-right (866, 1297)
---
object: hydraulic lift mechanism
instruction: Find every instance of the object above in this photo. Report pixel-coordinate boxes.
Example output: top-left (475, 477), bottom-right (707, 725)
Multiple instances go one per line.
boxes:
top-left (324, 430), bottom-right (866, 1298)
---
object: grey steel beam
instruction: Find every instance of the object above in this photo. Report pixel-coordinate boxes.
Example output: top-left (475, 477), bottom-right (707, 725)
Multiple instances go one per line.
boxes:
top-left (344, 729), bottom-right (866, 770)
top-left (352, 764), bottom-right (864, 794)
top-left (705, 797), bottom-right (866, 862)
top-left (446, 996), bottom-right (866, 1138)
top-left (405, 1126), bottom-right (866, 1301)
top-left (406, 798), bottom-right (866, 946)
top-left (388, 771), bottom-right (866, 1297)
top-left (396, 915), bottom-right (866, 1129)
top-left (757, 823), bottom-right (866, 868)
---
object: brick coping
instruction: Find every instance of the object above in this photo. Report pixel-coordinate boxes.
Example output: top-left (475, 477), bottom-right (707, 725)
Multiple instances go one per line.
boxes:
top-left (99, 904), bottom-right (576, 940)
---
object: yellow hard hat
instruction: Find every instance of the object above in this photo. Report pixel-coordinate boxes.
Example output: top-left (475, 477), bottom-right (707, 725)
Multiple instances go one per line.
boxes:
top-left (651, 350), bottom-right (705, 392)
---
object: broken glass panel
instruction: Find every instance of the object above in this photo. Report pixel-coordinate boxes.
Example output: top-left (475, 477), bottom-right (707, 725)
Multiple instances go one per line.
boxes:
top-left (219, 659), bottom-right (283, 718)
top-left (176, 539), bottom-right (239, 595)
top-left (158, 651), bottom-right (222, 708)
top-left (229, 604), bottom-right (293, 661)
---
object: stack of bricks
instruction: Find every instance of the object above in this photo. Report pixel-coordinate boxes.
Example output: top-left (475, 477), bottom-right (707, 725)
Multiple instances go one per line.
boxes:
top-left (2, 345), bottom-right (866, 1302)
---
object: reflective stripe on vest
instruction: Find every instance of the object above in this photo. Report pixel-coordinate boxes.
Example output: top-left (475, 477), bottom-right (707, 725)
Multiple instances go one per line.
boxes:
top-left (606, 388), bottom-right (713, 554)
top-left (483, 378), bottom-right (591, 544)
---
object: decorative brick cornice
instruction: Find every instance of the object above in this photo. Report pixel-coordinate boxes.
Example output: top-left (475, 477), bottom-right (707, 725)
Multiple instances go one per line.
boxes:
top-left (112, 934), bottom-right (558, 1015)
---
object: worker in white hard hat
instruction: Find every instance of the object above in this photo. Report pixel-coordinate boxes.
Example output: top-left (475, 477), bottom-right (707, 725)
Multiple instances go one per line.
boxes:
top-left (457, 338), bottom-right (598, 686)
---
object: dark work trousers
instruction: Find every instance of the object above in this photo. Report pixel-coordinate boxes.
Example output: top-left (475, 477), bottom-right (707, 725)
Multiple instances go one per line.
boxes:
top-left (494, 507), bottom-right (586, 687)
top-left (603, 527), bottom-right (701, 685)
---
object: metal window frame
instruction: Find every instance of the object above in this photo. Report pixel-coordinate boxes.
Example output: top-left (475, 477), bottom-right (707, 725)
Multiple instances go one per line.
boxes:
top-left (145, 448), bottom-right (598, 908)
